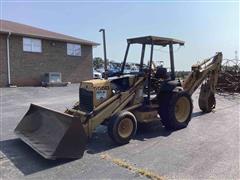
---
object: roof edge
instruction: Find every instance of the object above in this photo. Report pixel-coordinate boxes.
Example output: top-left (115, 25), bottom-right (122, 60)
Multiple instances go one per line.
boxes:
top-left (0, 30), bottom-right (100, 46)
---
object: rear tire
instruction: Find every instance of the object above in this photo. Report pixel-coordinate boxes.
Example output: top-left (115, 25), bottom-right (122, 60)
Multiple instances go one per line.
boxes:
top-left (158, 91), bottom-right (193, 130)
top-left (108, 111), bottom-right (137, 145)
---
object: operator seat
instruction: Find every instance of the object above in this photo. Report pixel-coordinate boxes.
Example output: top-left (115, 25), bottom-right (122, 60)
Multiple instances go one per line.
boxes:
top-left (155, 67), bottom-right (169, 79)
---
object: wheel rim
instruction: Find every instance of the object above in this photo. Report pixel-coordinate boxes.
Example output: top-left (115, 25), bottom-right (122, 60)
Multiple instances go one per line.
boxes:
top-left (118, 118), bottom-right (133, 138)
top-left (175, 96), bottom-right (191, 123)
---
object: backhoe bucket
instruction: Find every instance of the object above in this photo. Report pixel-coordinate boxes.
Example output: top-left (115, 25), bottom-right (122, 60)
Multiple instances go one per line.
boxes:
top-left (14, 104), bottom-right (88, 160)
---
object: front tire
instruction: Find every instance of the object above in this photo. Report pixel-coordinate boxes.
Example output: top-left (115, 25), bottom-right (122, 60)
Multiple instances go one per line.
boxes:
top-left (108, 111), bottom-right (137, 145)
top-left (158, 91), bottom-right (193, 130)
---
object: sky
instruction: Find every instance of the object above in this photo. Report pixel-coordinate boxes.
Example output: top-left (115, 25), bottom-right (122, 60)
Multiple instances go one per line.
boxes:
top-left (1, 0), bottom-right (239, 70)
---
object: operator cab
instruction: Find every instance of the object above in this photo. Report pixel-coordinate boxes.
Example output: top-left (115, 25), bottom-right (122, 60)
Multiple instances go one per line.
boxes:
top-left (100, 36), bottom-right (185, 103)
top-left (119, 36), bottom-right (185, 101)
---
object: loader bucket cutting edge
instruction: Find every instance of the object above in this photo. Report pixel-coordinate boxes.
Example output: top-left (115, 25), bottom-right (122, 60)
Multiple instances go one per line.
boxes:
top-left (14, 104), bottom-right (88, 160)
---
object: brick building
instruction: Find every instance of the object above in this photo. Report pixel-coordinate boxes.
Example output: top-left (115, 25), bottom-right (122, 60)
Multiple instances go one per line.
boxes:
top-left (0, 20), bottom-right (99, 87)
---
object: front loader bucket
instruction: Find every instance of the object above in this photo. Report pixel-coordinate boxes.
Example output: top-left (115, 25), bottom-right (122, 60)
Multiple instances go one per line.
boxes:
top-left (14, 104), bottom-right (88, 160)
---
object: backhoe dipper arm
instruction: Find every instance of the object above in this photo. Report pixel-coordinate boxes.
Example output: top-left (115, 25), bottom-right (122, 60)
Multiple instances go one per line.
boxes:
top-left (182, 52), bottom-right (222, 95)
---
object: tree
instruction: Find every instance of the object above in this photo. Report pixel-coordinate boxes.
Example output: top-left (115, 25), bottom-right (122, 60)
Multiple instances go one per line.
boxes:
top-left (93, 57), bottom-right (104, 69)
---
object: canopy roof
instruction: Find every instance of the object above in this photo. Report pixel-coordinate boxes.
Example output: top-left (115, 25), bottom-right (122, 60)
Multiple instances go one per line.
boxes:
top-left (127, 36), bottom-right (185, 46)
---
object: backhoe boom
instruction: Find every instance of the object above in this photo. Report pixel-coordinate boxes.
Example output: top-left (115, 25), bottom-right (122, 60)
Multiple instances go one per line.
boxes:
top-left (182, 52), bottom-right (222, 95)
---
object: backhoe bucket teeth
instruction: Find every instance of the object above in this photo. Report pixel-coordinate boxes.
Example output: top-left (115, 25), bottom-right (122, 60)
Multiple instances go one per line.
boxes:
top-left (14, 104), bottom-right (88, 160)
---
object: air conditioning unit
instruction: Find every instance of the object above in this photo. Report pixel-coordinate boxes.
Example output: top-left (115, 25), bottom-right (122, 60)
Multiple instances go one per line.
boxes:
top-left (42, 72), bottom-right (68, 87)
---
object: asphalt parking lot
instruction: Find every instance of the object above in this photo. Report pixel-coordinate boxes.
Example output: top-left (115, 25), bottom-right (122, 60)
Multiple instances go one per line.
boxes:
top-left (0, 84), bottom-right (239, 179)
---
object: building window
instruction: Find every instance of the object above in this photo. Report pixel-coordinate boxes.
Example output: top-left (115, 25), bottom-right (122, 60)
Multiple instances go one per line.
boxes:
top-left (67, 43), bottom-right (81, 56)
top-left (23, 37), bottom-right (42, 53)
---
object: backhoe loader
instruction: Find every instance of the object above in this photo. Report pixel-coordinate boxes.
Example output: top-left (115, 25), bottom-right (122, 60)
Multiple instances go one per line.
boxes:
top-left (15, 34), bottom-right (222, 160)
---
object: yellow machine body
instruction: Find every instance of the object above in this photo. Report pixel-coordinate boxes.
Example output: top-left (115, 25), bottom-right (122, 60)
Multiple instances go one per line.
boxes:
top-left (14, 35), bottom-right (222, 160)
top-left (133, 109), bottom-right (159, 123)
top-left (80, 79), bottom-right (112, 109)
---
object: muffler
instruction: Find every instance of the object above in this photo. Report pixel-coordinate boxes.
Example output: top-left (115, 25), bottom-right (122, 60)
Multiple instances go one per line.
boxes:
top-left (14, 104), bottom-right (87, 160)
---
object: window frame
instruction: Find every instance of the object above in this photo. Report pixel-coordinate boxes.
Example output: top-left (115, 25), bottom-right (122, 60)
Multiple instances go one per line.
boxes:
top-left (67, 43), bottom-right (81, 57)
top-left (23, 37), bottom-right (42, 53)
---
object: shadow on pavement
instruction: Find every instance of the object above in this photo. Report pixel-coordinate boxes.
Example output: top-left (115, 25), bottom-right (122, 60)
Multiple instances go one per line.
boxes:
top-left (1, 124), bottom-right (168, 176)
top-left (86, 113), bottom-right (209, 155)
top-left (135, 121), bottom-right (172, 140)
top-left (86, 121), bottom-right (172, 154)
top-left (1, 118), bottom-right (194, 175)
top-left (191, 111), bottom-right (205, 118)
top-left (86, 126), bottom-right (118, 154)
top-left (0, 139), bottom-right (72, 175)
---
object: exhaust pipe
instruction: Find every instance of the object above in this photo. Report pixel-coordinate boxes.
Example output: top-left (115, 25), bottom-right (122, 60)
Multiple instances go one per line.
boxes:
top-left (99, 29), bottom-right (108, 79)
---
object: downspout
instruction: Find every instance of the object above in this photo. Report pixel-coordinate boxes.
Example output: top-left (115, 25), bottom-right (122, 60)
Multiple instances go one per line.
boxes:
top-left (6, 32), bottom-right (11, 86)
